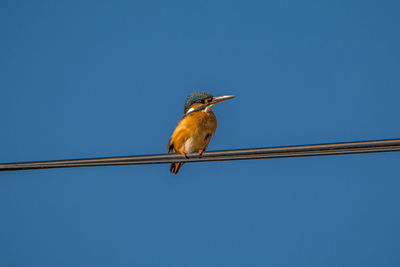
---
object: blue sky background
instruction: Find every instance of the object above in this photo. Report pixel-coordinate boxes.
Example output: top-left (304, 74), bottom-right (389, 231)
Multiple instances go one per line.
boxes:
top-left (1, 0), bottom-right (400, 266)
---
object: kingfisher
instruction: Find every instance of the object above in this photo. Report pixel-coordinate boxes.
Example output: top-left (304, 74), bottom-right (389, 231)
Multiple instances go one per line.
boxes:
top-left (167, 91), bottom-right (235, 174)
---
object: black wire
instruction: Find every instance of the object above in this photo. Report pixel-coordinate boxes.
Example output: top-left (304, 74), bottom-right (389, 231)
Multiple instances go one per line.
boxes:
top-left (1, 139), bottom-right (399, 172)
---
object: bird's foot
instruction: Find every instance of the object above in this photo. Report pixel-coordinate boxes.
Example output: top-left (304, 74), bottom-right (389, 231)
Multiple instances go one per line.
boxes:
top-left (180, 152), bottom-right (188, 159)
top-left (198, 149), bottom-right (204, 157)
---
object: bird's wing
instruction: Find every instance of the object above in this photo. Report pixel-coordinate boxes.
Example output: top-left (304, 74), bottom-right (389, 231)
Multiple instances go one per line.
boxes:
top-left (167, 114), bottom-right (194, 153)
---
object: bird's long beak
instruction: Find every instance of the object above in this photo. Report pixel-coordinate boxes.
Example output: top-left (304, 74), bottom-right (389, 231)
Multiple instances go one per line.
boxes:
top-left (211, 95), bottom-right (236, 104)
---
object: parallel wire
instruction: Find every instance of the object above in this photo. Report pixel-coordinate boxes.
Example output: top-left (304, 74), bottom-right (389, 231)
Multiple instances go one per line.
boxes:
top-left (1, 139), bottom-right (399, 172)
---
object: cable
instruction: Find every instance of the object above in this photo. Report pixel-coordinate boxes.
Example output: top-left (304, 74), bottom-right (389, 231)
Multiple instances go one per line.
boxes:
top-left (1, 139), bottom-right (399, 172)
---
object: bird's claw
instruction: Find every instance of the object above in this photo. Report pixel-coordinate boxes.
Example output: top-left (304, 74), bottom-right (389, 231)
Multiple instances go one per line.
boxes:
top-left (198, 149), bottom-right (204, 157)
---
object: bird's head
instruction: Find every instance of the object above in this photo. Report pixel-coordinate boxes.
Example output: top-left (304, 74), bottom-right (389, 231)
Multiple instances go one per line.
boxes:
top-left (184, 91), bottom-right (235, 114)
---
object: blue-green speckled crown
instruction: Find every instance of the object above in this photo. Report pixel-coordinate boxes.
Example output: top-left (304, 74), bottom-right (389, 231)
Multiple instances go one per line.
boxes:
top-left (184, 91), bottom-right (213, 113)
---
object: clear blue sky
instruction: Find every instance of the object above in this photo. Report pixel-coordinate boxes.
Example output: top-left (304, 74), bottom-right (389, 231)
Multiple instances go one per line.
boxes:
top-left (1, 0), bottom-right (400, 266)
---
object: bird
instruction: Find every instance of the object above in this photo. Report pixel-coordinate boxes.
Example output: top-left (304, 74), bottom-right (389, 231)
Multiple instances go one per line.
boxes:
top-left (167, 91), bottom-right (235, 174)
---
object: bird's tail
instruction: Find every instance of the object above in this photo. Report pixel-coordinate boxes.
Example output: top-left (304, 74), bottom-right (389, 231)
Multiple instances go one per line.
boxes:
top-left (170, 162), bottom-right (184, 174)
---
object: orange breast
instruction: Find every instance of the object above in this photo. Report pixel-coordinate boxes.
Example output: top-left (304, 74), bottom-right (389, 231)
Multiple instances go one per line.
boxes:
top-left (169, 111), bottom-right (217, 154)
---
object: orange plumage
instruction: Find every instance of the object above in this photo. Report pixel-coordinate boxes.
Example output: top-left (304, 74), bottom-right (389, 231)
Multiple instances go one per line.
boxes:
top-left (167, 92), bottom-right (235, 174)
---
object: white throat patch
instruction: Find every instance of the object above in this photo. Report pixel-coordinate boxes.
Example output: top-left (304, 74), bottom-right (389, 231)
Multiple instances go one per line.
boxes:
top-left (203, 104), bottom-right (214, 113)
top-left (185, 104), bottom-right (214, 114)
